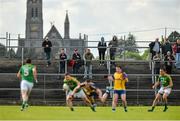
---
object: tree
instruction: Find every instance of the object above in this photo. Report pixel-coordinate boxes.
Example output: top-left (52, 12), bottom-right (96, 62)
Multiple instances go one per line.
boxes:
top-left (7, 48), bottom-right (16, 58)
top-left (0, 43), bottom-right (6, 57)
top-left (141, 49), bottom-right (149, 60)
top-left (118, 33), bottom-right (138, 52)
top-left (125, 33), bottom-right (138, 52)
top-left (168, 31), bottom-right (180, 42)
top-left (125, 51), bottom-right (143, 60)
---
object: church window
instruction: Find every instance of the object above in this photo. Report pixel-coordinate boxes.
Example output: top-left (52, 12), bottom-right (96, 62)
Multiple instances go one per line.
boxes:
top-left (35, 8), bottom-right (38, 17)
top-left (31, 8), bottom-right (34, 17)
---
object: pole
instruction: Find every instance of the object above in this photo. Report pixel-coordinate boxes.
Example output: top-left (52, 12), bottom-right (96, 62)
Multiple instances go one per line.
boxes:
top-left (6, 32), bottom-right (8, 57)
top-left (8, 33), bottom-right (11, 58)
top-left (164, 27), bottom-right (167, 39)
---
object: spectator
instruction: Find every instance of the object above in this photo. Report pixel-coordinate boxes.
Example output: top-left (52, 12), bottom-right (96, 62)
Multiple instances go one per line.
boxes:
top-left (164, 51), bottom-right (175, 74)
top-left (108, 35), bottom-right (118, 66)
top-left (175, 39), bottom-right (180, 69)
top-left (84, 49), bottom-right (94, 79)
top-left (59, 48), bottom-right (67, 73)
top-left (153, 53), bottom-right (161, 79)
top-left (42, 37), bottom-right (52, 67)
top-left (98, 37), bottom-right (107, 65)
top-left (162, 39), bottom-right (172, 57)
top-left (149, 38), bottom-right (161, 60)
top-left (72, 49), bottom-right (81, 73)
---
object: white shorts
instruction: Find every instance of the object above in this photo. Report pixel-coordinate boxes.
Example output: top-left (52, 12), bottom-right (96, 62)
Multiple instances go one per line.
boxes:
top-left (67, 89), bottom-right (86, 99)
top-left (158, 87), bottom-right (172, 96)
top-left (20, 80), bottom-right (34, 92)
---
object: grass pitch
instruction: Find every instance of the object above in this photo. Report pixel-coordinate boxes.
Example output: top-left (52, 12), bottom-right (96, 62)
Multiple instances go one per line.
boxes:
top-left (0, 106), bottom-right (180, 120)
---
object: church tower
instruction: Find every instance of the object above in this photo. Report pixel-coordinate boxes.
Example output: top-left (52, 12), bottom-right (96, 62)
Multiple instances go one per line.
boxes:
top-left (25, 0), bottom-right (43, 57)
top-left (64, 11), bottom-right (70, 39)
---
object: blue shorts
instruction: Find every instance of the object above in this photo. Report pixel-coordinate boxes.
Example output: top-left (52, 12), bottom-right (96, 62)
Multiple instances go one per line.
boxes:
top-left (114, 90), bottom-right (126, 96)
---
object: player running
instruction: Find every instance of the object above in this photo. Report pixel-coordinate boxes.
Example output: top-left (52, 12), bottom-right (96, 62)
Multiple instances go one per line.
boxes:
top-left (108, 65), bottom-right (128, 112)
top-left (71, 79), bottom-right (110, 106)
top-left (148, 68), bottom-right (173, 112)
top-left (63, 73), bottom-right (95, 112)
top-left (17, 58), bottom-right (38, 111)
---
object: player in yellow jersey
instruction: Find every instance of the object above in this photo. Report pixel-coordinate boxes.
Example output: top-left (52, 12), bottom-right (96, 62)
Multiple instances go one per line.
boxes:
top-left (108, 65), bottom-right (128, 112)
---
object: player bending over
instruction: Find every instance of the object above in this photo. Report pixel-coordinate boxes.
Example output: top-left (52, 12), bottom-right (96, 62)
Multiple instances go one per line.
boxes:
top-left (63, 73), bottom-right (95, 112)
top-left (148, 68), bottom-right (173, 112)
top-left (71, 79), bottom-right (110, 107)
top-left (17, 58), bottom-right (38, 111)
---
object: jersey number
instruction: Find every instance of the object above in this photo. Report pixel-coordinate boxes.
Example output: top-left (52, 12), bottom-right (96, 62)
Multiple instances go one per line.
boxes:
top-left (24, 69), bottom-right (29, 76)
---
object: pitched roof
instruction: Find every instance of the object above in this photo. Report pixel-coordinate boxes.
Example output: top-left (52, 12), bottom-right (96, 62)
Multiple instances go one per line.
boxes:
top-left (45, 25), bottom-right (63, 39)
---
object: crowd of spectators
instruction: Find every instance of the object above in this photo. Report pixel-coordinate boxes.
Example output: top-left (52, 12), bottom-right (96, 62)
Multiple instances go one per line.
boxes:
top-left (41, 36), bottom-right (180, 78)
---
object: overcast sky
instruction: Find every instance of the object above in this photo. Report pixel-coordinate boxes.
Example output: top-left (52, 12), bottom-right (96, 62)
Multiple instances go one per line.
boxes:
top-left (0, 0), bottom-right (180, 42)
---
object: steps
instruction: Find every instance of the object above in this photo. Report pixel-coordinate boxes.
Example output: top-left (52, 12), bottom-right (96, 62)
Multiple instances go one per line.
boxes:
top-left (0, 58), bottom-right (180, 105)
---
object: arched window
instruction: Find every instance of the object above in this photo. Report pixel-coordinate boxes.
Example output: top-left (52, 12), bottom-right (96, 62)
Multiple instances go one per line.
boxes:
top-left (35, 8), bottom-right (38, 17)
top-left (31, 8), bottom-right (34, 17)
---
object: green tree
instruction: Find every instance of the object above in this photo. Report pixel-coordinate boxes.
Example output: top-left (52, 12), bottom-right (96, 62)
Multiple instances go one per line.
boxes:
top-left (125, 33), bottom-right (138, 52)
top-left (141, 49), bottom-right (149, 60)
top-left (0, 43), bottom-right (6, 57)
top-left (168, 31), bottom-right (180, 42)
top-left (125, 51), bottom-right (142, 60)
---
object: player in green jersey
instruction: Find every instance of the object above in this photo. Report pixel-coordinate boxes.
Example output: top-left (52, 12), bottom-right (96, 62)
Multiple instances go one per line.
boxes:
top-left (63, 73), bottom-right (95, 112)
top-left (17, 58), bottom-right (38, 111)
top-left (148, 67), bottom-right (173, 112)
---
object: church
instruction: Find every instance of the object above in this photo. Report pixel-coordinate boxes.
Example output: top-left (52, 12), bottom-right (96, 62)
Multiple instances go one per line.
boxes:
top-left (17, 0), bottom-right (87, 59)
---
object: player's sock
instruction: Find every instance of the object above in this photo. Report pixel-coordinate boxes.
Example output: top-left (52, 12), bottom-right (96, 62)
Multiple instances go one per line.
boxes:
top-left (112, 108), bottom-right (116, 112)
top-left (25, 103), bottom-right (29, 108)
top-left (21, 101), bottom-right (27, 111)
top-left (70, 107), bottom-right (74, 111)
top-left (93, 103), bottom-right (97, 107)
top-left (90, 105), bottom-right (96, 112)
top-left (105, 86), bottom-right (111, 94)
top-left (148, 106), bottom-right (155, 112)
top-left (124, 106), bottom-right (128, 112)
top-left (163, 104), bottom-right (168, 112)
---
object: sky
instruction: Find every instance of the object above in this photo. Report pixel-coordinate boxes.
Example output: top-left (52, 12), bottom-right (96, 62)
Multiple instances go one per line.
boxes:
top-left (0, 0), bottom-right (180, 54)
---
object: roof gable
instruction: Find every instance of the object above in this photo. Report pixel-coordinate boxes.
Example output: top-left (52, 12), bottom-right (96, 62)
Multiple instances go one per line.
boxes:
top-left (45, 25), bottom-right (62, 39)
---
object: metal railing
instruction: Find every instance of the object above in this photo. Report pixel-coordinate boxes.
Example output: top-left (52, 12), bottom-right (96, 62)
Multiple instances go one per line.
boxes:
top-left (0, 73), bottom-right (179, 105)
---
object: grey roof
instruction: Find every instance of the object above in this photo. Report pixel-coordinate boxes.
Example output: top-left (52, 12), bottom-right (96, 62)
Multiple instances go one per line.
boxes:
top-left (45, 25), bottom-right (63, 39)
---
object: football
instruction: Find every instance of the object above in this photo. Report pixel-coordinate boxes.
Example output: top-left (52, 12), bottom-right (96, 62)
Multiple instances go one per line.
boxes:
top-left (63, 83), bottom-right (69, 90)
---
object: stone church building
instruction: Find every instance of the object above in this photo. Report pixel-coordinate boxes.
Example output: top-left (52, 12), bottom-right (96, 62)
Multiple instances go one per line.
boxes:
top-left (17, 0), bottom-right (87, 59)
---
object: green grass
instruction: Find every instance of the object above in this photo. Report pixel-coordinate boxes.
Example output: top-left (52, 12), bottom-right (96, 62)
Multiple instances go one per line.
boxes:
top-left (0, 106), bottom-right (180, 120)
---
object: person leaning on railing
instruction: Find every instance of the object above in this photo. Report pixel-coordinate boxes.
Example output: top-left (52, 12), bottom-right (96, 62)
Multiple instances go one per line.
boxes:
top-left (72, 49), bottom-right (81, 74)
top-left (98, 37), bottom-right (107, 65)
top-left (42, 37), bottom-right (52, 67)
top-left (59, 48), bottom-right (67, 73)
top-left (83, 48), bottom-right (94, 79)
top-left (108, 35), bottom-right (118, 66)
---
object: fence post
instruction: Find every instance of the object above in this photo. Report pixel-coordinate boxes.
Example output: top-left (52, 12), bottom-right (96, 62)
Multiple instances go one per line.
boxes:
top-left (21, 47), bottom-right (24, 65)
top-left (5, 32), bottom-right (8, 57)
top-left (136, 76), bottom-right (139, 105)
top-left (43, 75), bottom-right (46, 104)
top-left (8, 33), bottom-right (11, 58)
top-left (65, 59), bottom-right (67, 73)
top-left (107, 47), bottom-right (113, 98)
